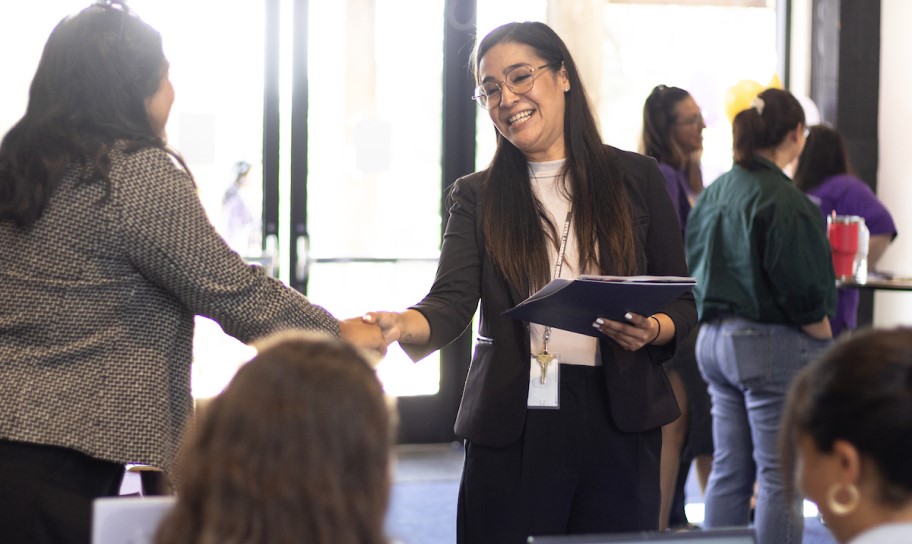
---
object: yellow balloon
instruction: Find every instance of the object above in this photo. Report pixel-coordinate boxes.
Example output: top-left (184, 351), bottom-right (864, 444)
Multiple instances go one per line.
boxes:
top-left (768, 73), bottom-right (783, 89)
top-left (724, 79), bottom-right (764, 123)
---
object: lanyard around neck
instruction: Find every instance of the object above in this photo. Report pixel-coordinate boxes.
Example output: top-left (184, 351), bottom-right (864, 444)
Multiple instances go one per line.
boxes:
top-left (543, 208), bottom-right (573, 351)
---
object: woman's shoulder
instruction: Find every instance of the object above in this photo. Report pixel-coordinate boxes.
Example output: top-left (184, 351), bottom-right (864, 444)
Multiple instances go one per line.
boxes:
top-left (603, 144), bottom-right (658, 171)
top-left (109, 144), bottom-right (189, 185)
top-left (818, 173), bottom-right (877, 196)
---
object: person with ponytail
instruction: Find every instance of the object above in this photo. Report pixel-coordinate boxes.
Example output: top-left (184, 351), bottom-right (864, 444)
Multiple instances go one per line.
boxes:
top-left (685, 87), bottom-right (837, 544)
top-left (780, 327), bottom-right (912, 543)
top-left (363, 21), bottom-right (696, 543)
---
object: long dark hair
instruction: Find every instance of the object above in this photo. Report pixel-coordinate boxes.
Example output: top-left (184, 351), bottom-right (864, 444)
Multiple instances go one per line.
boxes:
top-left (732, 88), bottom-right (805, 170)
top-left (472, 21), bottom-right (635, 293)
top-left (793, 124), bottom-right (853, 192)
top-left (156, 332), bottom-right (394, 544)
top-left (641, 84), bottom-right (691, 169)
top-left (0, 2), bottom-right (181, 227)
top-left (780, 327), bottom-right (912, 507)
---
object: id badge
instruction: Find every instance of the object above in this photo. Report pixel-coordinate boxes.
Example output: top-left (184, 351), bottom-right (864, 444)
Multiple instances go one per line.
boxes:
top-left (528, 353), bottom-right (560, 409)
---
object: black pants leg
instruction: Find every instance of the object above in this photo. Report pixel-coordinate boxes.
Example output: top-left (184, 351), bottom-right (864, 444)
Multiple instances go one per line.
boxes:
top-left (457, 365), bottom-right (662, 544)
top-left (0, 439), bottom-right (124, 544)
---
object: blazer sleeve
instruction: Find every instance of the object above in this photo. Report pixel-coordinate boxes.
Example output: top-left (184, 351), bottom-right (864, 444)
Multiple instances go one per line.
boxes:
top-left (621, 150), bottom-right (697, 362)
top-left (114, 147), bottom-right (341, 343)
top-left (402, 175), bottom-right (484, 361)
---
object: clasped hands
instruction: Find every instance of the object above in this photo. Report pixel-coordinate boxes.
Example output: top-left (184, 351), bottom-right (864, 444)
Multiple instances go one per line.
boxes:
top-left (342, 309), bottom-right (668, 355)
top-left (339, 310), bottom-right (420, 356)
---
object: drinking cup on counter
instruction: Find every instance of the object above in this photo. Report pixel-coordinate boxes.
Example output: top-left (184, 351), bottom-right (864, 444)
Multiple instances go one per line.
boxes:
top-left (827, 215), bottom-right (863, 281)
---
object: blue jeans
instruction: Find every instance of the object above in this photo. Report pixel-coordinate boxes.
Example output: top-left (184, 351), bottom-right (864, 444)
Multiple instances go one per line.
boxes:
top-left (696, 317), bottom-right (832, 544)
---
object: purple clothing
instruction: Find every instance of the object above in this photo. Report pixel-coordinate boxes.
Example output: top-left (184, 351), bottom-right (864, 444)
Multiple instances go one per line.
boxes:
top-left (806, 174), bottom-right (897, 336)
top-left (657, 163), bottom-right (692, 238)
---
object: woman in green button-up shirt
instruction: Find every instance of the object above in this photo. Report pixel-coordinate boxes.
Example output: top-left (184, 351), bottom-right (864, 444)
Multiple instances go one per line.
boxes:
top-left (685, 88), bottom-right (836, 544)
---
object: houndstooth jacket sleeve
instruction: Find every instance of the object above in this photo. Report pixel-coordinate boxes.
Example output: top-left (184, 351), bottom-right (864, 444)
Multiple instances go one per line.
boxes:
top-left (0, 144), bottom-right (339, 474)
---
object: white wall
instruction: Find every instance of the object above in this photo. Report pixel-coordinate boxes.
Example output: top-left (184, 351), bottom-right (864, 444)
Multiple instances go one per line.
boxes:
top-left (874, 0), bottom-right (912, 327)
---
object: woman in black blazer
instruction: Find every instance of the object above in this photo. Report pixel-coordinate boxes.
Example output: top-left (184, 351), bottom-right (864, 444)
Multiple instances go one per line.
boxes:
top-left (365, 21), bottom-right (695, 543)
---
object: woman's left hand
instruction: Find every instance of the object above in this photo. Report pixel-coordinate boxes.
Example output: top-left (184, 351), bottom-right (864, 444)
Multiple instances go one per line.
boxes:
top-left (592, 312), bottom-right (664, 351)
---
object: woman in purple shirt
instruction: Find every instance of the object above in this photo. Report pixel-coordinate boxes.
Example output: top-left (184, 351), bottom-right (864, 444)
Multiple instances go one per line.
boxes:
top-left (794, 125), bottom-right (898, 336)
top-left (642, 85), bottom-right (712, 531)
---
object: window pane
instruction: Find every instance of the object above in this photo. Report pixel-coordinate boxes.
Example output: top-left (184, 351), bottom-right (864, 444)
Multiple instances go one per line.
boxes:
top-left (307, 0), bottom-right (446, 396)
top-left (132, 1), bottom-right (266, 257)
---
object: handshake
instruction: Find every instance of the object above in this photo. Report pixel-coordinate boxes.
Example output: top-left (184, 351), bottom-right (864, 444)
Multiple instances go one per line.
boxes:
top-left (338, 310), bottom-right (428, 357)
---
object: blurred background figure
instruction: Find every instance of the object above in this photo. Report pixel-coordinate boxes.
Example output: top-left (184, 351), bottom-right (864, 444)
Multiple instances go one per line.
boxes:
top-left (793, 124), bottom-right (898, 337)
top-left (642, 84), bottom-right (705, 238)
top-left (220, 159), bottom-right (263, 256)
top-left (156, 331), bottom-right (395, 544)
top-left (686, 87), bottom-right (836, 544)
top-left (641, 84), bottom-right (713, 531)
top-left (781, 327), bottom-right (912, 544)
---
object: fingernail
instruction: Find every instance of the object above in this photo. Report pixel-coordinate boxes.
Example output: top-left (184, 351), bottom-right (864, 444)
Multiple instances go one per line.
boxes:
top-left (594, 318), bottom-right (604, 326)
top-left (624, 312), bottom-right (633, 320)
top-left (362, 313), bottom-right (373, 322)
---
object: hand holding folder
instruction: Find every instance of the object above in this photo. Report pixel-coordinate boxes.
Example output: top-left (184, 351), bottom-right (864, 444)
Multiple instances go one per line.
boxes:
top-left (503, 275), bottom-right (696, 338)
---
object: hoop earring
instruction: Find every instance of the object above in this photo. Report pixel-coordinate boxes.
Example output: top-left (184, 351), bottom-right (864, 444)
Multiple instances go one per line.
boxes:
top-left (826, 483), bottom-right (860, 516)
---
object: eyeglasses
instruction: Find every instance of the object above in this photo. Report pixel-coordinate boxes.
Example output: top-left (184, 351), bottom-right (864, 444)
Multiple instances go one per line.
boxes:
top-left (472, 64), bottom-right (555, 110)
top-left (675, 113), bottom-right (704, 127)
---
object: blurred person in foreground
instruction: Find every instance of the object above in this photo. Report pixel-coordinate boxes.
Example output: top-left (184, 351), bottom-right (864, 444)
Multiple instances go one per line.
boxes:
top-left (781, 327), bottom-right (912, 544)
top-left (156, 332), bottom-right (396, 544)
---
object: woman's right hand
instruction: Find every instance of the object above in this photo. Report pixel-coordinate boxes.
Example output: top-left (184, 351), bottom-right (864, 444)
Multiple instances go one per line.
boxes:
top-left (362, 311), bottom-right (404, 345)
top-left (362, 309), bottom-right (431, 346)
top-left (802, 316), bottom-right (833, 340)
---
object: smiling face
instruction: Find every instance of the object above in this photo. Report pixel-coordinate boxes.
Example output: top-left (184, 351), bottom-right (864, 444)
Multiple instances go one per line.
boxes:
top-left (477, 42), bottom-right (569, 162)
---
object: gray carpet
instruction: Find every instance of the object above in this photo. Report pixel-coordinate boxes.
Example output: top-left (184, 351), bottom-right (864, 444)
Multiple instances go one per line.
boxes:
top-left (385, 442), bottom-right (837, 544)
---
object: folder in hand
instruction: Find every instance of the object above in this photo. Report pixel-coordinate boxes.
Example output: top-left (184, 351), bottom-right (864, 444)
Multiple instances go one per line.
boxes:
top-left (503, 275), bottom-right (696, 337)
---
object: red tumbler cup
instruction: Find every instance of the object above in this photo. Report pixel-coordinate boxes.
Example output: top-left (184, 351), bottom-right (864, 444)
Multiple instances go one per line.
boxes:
top-left (827, 215), bottom-right (861, 280)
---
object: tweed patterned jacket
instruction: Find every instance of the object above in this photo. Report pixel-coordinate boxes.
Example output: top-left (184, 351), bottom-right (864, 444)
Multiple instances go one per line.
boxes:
top-left (0, 144), bottom-right (340, 476)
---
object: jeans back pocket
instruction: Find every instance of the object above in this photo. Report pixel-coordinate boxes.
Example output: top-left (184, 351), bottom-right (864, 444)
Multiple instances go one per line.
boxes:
top-left (726, 327), bottom-right (773, 386)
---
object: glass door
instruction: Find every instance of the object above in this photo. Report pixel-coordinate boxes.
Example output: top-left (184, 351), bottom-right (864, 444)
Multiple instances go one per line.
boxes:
top-left (303, 0), bottom-right (473, 442)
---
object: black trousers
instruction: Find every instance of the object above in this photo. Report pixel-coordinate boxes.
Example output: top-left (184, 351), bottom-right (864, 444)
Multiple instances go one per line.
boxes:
top-left (0, 439), bottom-right (124, 544)
top-left (457, 364), bottom-right (662, 544)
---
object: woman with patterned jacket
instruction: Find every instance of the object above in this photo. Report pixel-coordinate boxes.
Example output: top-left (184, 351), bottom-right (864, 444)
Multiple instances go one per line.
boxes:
top-left (0, 3), bottom-right (383, 542)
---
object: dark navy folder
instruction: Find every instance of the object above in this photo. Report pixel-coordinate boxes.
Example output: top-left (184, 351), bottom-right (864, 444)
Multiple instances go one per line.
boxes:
top-left (503, 275), bottom-right (696, 337)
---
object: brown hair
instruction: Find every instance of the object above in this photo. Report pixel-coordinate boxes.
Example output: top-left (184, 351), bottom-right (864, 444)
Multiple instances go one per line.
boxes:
top-left (471, 21), bottom-right (635, 293)
top-left (155, 331), bottom-right (395, 544)
top-left (780, 327), bottom-right (912, 507)
top-left (0, 3), bottom-right (189, 228)
top-left (732, 88), bottom-right (805, 170)
top-left (641, 84), bottom-right (692, 169)
top-left (793, 124), bottom-right (853, 192)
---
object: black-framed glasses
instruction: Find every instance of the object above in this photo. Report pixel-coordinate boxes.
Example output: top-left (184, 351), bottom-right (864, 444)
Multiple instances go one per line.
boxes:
top-left (472, 64), bottom-right (555, 110)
